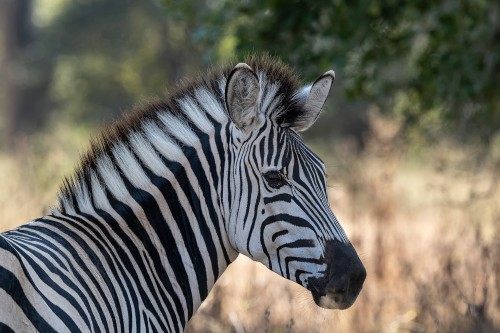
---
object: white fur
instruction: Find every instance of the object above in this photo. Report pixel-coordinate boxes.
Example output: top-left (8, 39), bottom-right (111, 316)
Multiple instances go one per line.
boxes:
top-left (128, 131), bottom-right (166, 176)
top-left (195, 88), bottom-right (227, 123)
top-left (142, 121), bottom-right (185, 163)
top-left (90, 171), bottom-right (109, 211)
top-left (112, 142), bottom-right (150, 189)
top-left (157, 112), bottom-right (199, 148)
top-left (258, 73), bottom-right (281, 114)
top-left (96, 154), bottom-right (129, 202)
top-left (178, 97), bottom-right (214, 134)
top-left (74, 178), bottom-right (93, 214)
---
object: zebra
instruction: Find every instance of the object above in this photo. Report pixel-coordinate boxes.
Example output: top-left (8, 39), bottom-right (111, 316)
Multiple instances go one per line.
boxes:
top-left (0, 56), bottom-right (366, 333)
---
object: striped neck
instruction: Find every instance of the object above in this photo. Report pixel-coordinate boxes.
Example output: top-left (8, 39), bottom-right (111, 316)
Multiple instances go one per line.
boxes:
top-left (50, 83), bottom-right (239, 329)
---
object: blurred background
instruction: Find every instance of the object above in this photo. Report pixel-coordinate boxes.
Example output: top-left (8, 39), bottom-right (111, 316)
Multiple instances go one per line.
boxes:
top-left (1, 0), bottom-right (499, 332)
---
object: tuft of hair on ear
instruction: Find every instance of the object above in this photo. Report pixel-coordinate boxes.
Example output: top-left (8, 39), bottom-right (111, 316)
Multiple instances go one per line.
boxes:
top-left (286, 70), bottom-right (335, 132)
top-left (276, 84), bottom-right (310, 128)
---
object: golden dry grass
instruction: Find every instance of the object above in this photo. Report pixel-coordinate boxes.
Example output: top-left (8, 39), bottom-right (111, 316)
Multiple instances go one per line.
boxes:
top-left (0, 123), bottom-right (89, 230)
top-left (1, 119), bottom-right (499, 332)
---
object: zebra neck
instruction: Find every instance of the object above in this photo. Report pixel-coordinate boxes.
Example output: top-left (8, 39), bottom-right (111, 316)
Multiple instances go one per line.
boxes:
top-left (48, 121), bottom-right (238, 328)
top-left (101, 126), bottom-right (236, 321)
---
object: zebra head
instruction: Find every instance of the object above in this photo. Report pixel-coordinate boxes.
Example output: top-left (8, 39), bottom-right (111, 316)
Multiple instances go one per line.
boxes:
top-left (224, 62), bottom-right (366, 310)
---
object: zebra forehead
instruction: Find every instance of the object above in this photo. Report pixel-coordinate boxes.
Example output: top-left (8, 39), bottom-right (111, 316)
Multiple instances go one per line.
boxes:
top-left (252, 127), bottom-right (325, 173)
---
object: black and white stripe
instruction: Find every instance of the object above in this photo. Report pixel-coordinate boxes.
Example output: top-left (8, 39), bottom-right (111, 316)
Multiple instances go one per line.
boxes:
top-left (0, 56), bottom-right (365, 332)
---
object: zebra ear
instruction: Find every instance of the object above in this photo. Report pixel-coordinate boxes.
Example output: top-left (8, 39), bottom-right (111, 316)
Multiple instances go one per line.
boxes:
top-left (292, 70), bottom-right (335, 132)
top-left (225, 63), bottom-right (261, 131)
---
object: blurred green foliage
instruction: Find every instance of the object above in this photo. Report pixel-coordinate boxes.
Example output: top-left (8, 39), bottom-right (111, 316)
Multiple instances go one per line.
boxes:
top-left (164, 0), bottom-right (499, 142)
top-left (1, 0), bottom-right (202, 145)
top-left (1, 0), bottom-right (498, 148)
top-left (42, 0), bottom-right (201, 125)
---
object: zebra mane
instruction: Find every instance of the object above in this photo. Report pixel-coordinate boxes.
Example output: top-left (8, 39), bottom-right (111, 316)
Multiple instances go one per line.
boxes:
top-left (56, 55), bottom-right (304, 212)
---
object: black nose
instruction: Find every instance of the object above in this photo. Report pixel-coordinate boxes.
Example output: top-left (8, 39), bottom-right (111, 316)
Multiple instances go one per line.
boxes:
top-left (309, 240), bottom-right (366, 309)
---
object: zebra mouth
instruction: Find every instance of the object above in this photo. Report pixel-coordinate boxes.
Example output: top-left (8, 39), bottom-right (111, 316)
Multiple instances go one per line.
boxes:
top-left (308, 281), bottom-right (358, 310)
top-left (307, 240), bottom-right (366, 310)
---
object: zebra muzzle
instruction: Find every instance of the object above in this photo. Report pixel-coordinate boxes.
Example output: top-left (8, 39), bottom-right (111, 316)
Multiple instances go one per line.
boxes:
top-left (308, 240), bottom-right (366, 310)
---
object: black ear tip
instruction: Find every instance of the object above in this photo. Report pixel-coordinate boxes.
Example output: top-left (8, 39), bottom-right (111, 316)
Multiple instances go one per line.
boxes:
top-left (229, 62), bottom-right (259, 82)
top-left (312, 70), bottom-right (335, 86)
top-left (234, 63), bottom-right (253, 71)
top-left (321, 70), bottom-right (335, 81)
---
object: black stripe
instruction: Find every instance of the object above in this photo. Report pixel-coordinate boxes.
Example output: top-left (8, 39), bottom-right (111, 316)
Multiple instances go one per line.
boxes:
top-left (94, 205), bottom-right (165, 331)
top-left (59, 212), bottom-right (130, 331)
top-left (259, 214), bottom-right (316, 270)
top-left (271, 230), bottom-right (288, 242)
top-left (102, 191), bottom-right (182, 328)
top-left (27, 221), bottom-right (110, 332)
top-left (0, 322), bottom-right (15, 333)
top-left (121, 174), bottom-right (198, 320)
top-left (263, 193), bottom-right (293, 204)
top-left (178, 136), bottom-right (225, 278)
top-left (276, 239), bottom-right (316, 276)
top-left (242, 143), bottom-right (259, 229)
top-left (0, 267), bottom-right (58, 333)
top-left (285, 256), bottom-right (325, 280)
top-left (266, 123), bottom-right (275, 166)
top-left (146, 159), bottom-right (212, 299)
top-left (205, 124), bottom-right (233, 264)
top-left (9, 245), bottom-right (84, 332)
top-left (294, 269), bottom-right (312, 284)
top-left (74, 211), bottom-right (136, 329)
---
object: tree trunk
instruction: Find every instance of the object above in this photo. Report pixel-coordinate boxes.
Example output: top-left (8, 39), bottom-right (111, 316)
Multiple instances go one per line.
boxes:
top-left (1, 0), bottom-right (50, 150)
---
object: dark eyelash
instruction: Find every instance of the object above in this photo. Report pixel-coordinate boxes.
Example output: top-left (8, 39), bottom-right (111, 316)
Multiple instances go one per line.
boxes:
top-left (263, 170), bottom-right (288, 189)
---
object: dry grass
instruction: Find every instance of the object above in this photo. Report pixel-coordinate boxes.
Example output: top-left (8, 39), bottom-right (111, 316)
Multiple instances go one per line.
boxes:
top-left (1, 118), bottom-right (499, 332)
top-left (0, 123), bottom-right (88, 230)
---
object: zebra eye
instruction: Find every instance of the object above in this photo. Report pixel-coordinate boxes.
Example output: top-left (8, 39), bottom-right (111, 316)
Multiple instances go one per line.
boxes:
top-left (263, 170), bottom-right (288, 189)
